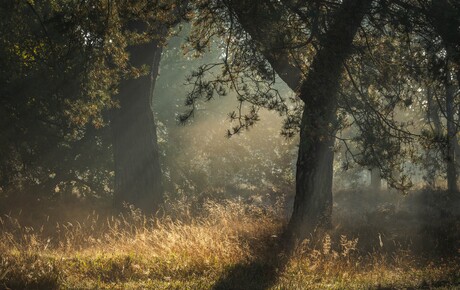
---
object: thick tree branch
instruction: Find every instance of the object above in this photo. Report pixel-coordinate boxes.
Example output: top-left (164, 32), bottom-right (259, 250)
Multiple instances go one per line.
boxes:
top-left (227, 0), bottom-right (304, 91)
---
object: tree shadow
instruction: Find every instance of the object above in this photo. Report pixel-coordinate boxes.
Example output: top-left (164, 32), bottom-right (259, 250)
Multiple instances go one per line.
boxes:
top-left (212, 233), bottom-right (290, 290)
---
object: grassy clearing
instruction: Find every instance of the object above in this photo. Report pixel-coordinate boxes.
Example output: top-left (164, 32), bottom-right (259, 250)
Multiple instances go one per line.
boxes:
top-left (0, 192), bottom-right (459, 289)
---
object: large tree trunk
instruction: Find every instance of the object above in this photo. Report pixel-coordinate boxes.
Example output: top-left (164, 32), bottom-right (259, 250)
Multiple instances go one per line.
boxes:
top-left (288, 0), bottom-right (372, 238)
top-left (111, 26), bottom-right (164, 213)
top-left (290, 118), bottom-right (335, 237)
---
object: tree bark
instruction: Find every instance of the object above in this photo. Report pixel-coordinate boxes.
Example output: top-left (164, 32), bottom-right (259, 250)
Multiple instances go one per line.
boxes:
top-left (288, 0), bottom-right (373, 238)
top-left (111, 25), bottom-right (165, 213)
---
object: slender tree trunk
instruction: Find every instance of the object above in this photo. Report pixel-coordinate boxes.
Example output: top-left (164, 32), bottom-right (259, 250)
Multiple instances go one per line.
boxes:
top-left (288, 0), bottom-right (373, 238)
top-left (445, 47), bottom-right (458, 193)
top-left (370, 168), bottom-right (381, 192)
top-left (455, 111), bottom-right (460, 174)
top-left (445, 74), bottom-right (458, 192)
top-left (425, 86), bottom-right (442, 187)
top-left (429, 0), bottom-right (459, 192)
top-left (111, 24), bottom-right (165, 213)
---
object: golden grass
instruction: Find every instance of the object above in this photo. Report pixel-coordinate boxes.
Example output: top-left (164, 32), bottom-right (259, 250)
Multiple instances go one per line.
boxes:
top-left (0, 199), bottom-right (281, 289)
top-left (0, 197), bottom-right (459, 289)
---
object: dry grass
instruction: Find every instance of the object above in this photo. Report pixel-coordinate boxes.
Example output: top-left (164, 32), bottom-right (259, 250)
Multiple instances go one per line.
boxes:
top-left (0, 193), bottom-right (459, 289)
top-left (0, 199), bottom-right (281, 289)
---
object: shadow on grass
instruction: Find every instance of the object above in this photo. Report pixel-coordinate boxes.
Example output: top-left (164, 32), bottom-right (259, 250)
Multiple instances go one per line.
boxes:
top-left (212, 233), bottom-right (290, 290)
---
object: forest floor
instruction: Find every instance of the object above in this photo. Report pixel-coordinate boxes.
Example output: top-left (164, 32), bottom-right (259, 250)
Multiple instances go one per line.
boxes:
top-left (0, 189), bottom-right (460, 289)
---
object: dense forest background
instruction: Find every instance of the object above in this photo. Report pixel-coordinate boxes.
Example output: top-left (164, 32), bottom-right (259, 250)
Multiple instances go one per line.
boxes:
top-left (0, 0), bottom-right (460, 289)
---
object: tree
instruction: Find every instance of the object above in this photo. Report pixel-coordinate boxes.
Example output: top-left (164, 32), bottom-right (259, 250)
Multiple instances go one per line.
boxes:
top-left (0, 1), bottom-right (117, 197)
top-left (109, 2), bottom-right (188, 212)
top-left (428, 0), bottom-right (460, 192)
top-left (0, 0), bottom-right (186, 212)
top-left (185, 0), bottom-right (460, 238)
top-left (287, 0), bottom-right (373, 237)
top-left (104, 1), bottom-right (188, 212)
top-left (393, 0), bottom-right (460, 192)
top-left (184, 0), bottom-right (373, 239)
top-left (110, 20), bottom-right (166, 212)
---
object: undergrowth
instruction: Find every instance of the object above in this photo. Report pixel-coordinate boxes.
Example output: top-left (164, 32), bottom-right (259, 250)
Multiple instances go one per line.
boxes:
top-left (0, 192), bottom-right (459, 289)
